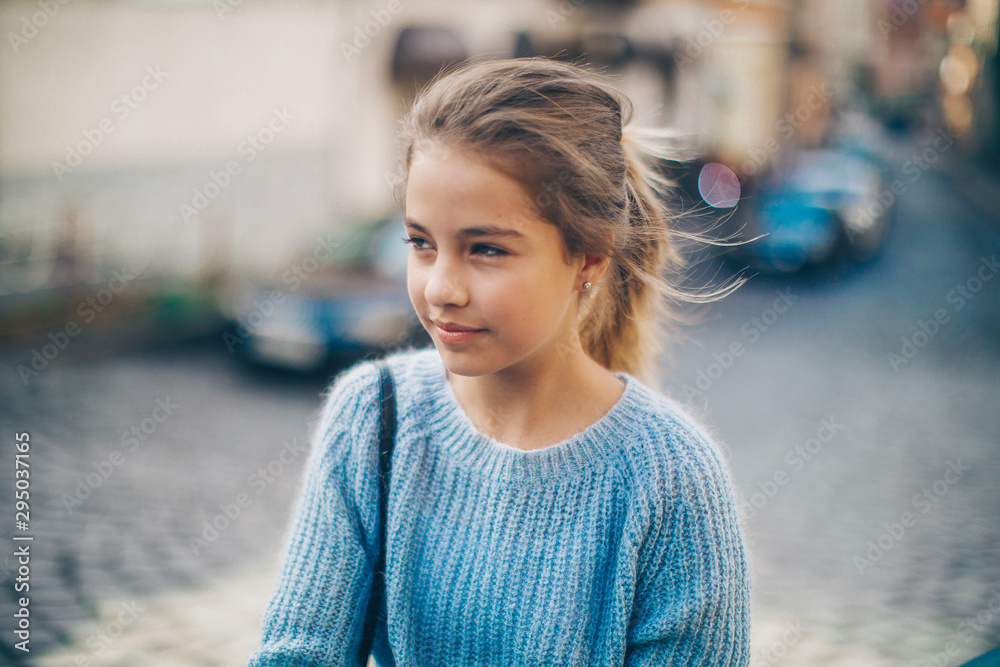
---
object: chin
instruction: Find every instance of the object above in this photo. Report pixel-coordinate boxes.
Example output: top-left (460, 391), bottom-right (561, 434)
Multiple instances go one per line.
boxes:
top-left (435, 347), bottom-right (490, 377)
top-left (432, 341), bottom-right (506, 378)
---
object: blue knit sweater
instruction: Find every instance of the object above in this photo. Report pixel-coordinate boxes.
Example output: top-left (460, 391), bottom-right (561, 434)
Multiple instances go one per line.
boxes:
top-left (249, 347), bottom-right (750, 666)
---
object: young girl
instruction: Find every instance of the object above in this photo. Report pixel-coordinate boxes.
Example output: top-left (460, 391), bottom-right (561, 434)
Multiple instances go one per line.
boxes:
top-left (249, 56), bottom-right (750, 666)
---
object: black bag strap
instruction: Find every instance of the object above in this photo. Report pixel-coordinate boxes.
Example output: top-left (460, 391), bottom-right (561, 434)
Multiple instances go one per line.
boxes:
top-left (357, 359), bottom-right (396, 666)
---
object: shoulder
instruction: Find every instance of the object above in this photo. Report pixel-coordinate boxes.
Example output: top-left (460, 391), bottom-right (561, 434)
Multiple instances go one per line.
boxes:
top-left (310, 357), bottom-right (381, 446)
top-left (615, 376), bottom-right (738, 517)
top-left (618, 378), bottom-right (748, 594)
top-left (619, 380), bottom-right (752, 662)
top-left (310, 346), bottom-right (439, 446)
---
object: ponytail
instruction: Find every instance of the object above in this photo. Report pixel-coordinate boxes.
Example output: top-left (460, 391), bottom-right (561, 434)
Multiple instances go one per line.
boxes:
top-left (577, 129), bottom-right (668, 381)
top-left (580, 126), bottom-right (744, 383)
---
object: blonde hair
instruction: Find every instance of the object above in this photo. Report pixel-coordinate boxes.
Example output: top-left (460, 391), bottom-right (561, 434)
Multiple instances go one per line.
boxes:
top-left (394, 56), bottom-right (738, 382)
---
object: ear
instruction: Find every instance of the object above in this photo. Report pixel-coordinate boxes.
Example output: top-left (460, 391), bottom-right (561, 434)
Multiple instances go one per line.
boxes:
top-left (578, 253), bottom-right (612, 291)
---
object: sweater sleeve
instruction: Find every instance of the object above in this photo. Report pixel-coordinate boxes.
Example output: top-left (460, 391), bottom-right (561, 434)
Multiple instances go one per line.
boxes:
top-left (248, 361), bottom-right (384, 667)
top-left (624, 426), bottom-right (751, 667)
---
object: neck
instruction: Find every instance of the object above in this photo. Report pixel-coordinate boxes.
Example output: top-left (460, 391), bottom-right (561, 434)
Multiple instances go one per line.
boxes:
top-left (446, 343), bottom-right (625, 451)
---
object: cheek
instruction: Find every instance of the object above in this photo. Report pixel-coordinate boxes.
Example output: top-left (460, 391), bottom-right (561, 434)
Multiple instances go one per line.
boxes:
top-left (482, 272), bottom-right (549, 331)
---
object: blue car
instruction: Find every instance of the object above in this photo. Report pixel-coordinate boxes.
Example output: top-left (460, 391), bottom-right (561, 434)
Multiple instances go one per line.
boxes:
top-left (223, 214), bottom-right (429, 372)
top-left (727, 148), bottom-right (894, 273)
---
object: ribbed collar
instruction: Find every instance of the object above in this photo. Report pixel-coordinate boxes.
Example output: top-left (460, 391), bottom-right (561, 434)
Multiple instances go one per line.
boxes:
top-left (406, 349), bottom-right (645, 484)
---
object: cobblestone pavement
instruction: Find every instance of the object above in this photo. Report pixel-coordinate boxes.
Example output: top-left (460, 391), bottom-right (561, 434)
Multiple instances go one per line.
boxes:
top-left (0, 342), bottom-right (326, 665)
top-left (28, 561), bottom-right (965, 667)
top-left (1, 152), bottom-right (999, 666)
top-left (33, 563), bottom-right (275, 667)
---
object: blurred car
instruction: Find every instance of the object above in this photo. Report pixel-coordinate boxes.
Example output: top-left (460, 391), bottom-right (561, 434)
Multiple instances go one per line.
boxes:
top-left (725, 148), bottom-right (894, 273)
top-left (223, 213), bottom-right (429, 372)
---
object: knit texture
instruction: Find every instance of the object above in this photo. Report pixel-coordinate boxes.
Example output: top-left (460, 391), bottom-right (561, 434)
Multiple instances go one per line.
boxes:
top-left (249, 347), bottom-right (751, 666)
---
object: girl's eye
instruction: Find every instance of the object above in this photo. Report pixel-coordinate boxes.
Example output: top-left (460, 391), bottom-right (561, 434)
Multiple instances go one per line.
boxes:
top-left (472, 244), bottom-right (507, 257)
top-left (402, 237), bottom-right (505, 257)
top-left (402, 236), bottom-right (430, 250)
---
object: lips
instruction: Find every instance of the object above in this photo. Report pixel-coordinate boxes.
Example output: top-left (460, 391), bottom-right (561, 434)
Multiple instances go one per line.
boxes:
top-left (434, 320), bottom-right (481, 332)
top-left (433, 319), bottom-right (485, 345)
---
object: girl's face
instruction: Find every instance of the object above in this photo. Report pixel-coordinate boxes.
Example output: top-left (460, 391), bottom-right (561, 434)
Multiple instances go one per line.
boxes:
top-left (404, 143), bottom-right (594, 379)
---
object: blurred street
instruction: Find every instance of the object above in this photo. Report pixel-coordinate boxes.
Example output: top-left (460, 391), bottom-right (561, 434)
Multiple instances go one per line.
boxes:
top-left (0, 136), bottom-right (997, 666)
top-left (661, 136), bottom-right (1000, 664)
top-left (2, 0), bottom-right (1000, 662)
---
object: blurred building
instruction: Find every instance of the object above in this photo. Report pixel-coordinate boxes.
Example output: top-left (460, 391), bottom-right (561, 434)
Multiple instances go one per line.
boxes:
top-left (0, 0), bottom-right (346, 296)
top-left (1, 0), bottom-right (996, 324)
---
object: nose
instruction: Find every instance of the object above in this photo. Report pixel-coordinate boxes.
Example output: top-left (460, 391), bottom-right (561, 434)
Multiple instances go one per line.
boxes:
top-left (424, 255), bottom-right (469, 308)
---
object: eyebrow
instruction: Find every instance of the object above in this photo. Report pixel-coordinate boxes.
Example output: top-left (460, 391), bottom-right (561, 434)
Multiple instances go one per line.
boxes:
top-left (405, 219), bottom-right (525, 240)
